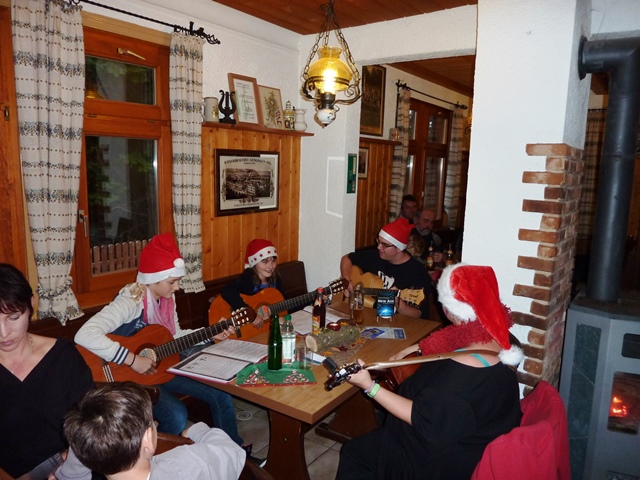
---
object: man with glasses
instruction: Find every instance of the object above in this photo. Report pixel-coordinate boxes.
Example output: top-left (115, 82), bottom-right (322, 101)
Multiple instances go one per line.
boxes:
top-left (340, 218), bottom-right (431, 318)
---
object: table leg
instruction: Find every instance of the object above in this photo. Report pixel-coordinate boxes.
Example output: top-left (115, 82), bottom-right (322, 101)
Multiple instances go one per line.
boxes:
top-left (315, 392), bottom-right (378, 443)
top-left (264, 410), bottom-right (310, 480)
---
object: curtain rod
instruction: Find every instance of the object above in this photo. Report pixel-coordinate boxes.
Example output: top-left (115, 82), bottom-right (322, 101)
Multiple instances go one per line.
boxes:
top-left (68, 0), bottom-right (221, 45)
top-left (396, 81), bottom-right (467, 110)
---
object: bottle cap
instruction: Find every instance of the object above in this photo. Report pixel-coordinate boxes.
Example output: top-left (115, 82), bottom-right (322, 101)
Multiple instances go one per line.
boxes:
top-left (285, 314), bottom-right (292, 321)
top-left (317, 287), bottom-right (323, 292)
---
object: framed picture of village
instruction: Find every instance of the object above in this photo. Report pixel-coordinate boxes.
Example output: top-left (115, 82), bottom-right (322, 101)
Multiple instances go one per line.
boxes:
top-left (214, 149), bottom-right (279, 216)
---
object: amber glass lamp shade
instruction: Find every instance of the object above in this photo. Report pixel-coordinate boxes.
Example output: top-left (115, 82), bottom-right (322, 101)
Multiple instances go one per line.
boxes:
top-left (307, 46), bottom-right (353, 95)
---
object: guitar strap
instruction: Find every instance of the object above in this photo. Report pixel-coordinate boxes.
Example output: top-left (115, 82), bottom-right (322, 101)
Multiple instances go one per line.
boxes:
top-left (365, 349), bottom-right (499, 371)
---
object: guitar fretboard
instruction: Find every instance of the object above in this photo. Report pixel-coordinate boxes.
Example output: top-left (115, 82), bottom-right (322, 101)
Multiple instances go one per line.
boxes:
top-left (266, 284), bottom-right (340, 316)
top-left (359, 287), bottom-right (398, 297)
top-left (150, 318), bottom-right (242, 361)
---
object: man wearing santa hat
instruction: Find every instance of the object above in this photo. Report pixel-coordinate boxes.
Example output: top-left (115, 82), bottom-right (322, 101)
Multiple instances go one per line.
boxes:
top-left (336, 263), bottom-right (523, 479)
top-left (339, 217), bottom-right (431, 318)
top-left (75, 233), bottom-right (246, 449)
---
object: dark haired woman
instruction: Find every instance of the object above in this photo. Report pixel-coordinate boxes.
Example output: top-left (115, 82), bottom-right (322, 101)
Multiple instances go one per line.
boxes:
top-left (0, 263), bottom-right (94, 478)
top-left (221, 239), bottom-right (284, 328)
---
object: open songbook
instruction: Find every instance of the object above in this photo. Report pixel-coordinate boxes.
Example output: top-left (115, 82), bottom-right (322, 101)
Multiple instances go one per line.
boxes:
top-left (168, 340), bottom-right (268, 383)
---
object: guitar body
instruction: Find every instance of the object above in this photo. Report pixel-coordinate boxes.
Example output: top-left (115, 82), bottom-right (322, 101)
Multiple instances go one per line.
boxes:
top-left (76, 325), bottom-right (178, 385)
top-left (208, 288), bottom-right (285, 339)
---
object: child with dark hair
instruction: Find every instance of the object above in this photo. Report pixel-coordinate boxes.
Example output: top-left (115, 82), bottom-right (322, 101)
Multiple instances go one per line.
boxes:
top-left (62, 382), bottom-right (245, 480)
top-left (221, 239), bottom-right (284, 328)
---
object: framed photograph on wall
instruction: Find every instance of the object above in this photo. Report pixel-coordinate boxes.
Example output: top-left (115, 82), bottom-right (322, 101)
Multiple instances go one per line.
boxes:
top-left (358, 147), bottom-right (369, 179)
top-left (359, 65), bottom-right (386, 136)
top-left (228, 73), bottom-right (262, 126)
top-left (258, 85), bottom-right (285, 129)
top-left (215, 149), bottom-right (279, 216)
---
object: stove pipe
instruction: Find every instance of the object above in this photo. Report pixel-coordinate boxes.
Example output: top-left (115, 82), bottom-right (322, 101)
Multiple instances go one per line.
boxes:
top-left (579, 36), bottom-right (640, 303)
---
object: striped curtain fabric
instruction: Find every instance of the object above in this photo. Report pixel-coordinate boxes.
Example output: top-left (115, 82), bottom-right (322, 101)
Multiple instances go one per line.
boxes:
top-left (389, 88), bottom-right (411, 221)
top-left (443, 109), bottom-right (465, 227)
top-left (12, 0), bottom-right (84, 323)
top-left (578, 109), bottom-right (606, 239)
top-left (169, 32), bottom-right (206, 293)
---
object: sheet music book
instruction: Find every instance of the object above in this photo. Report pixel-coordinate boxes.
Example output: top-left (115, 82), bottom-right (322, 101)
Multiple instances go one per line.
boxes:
top-left (168, 340), bottom-right (268, 383)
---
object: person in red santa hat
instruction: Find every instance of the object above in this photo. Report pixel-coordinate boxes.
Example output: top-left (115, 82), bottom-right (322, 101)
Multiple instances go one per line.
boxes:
top-left (336, 263), bottom-right (523, 480)
top-left (75, 233), bottom-right (246, 448)
top-left (221, 239), bottom-right (284, 328)
top-left (340, 217), bottom-right (432, 318)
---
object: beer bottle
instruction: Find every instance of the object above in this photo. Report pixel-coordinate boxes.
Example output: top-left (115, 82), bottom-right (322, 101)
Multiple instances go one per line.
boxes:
top-left (312, 287), bottom-right (326, 334)
top-left (426, 242), bottom-right (434, 269)
top-left (268, 314), bottom-right (282, 370)
top-left (445, 243), bottom-right (455, 266)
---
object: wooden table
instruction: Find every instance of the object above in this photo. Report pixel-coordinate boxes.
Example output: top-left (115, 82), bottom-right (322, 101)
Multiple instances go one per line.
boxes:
top-left (195, 305), bottom-right (440, 480)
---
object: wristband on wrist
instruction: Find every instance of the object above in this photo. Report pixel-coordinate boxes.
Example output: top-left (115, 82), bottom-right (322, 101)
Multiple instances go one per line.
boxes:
top-left (364, 381), bottom-right (376, 395)
top-left (367, 383), bottom-right (381, 399)
top-left (127, 354), bottom-right (136, 367)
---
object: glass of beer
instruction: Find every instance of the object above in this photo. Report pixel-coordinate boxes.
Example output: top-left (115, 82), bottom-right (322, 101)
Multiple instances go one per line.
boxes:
top-left (350, 290), bottom-right (364, 326)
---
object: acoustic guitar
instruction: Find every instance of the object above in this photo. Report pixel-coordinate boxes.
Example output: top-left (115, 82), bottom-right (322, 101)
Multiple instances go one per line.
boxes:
top-left (349, 265), bottom-right (425, 308)
top-left (77, 307), bottom-right (255, 385)
top-left (208, 278), bottom-right (349, 339)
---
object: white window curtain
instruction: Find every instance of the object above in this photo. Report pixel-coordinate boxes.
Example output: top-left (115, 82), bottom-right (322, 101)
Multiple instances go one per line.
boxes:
top-left (443, 109), bottom-right (466, 227)
top-left (170, 32), bottom-right (206, 293)
top-left (389, 88), bottom-right (411, 221)
top-left (12, 0), bottom-right (84, 324)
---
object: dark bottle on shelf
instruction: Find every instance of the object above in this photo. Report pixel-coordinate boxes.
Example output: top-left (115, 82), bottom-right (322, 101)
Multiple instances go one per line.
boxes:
top-left (312, 287), bottom-right (326, 334)
top-left (267, 314), bottom-right (282, 371)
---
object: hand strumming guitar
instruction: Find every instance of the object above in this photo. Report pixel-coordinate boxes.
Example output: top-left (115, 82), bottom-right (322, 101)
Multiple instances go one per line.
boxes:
top-left (126, 353), bottom-right (157, 375)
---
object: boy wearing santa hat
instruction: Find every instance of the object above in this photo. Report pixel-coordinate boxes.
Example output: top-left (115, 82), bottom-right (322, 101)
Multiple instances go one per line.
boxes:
top-left (75, 233), bottom-right (245, 447)
top-left (221, 239), bottom-right (284, 327)
top-left (339, 217), bottom-right (431, 318)
top-left (336, 263), bottom-right (523, 479)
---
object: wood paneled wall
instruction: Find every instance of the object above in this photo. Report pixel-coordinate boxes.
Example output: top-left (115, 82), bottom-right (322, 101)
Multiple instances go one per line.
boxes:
top-left (200, 124), bottom-right (307, 280)
top-left (355, 138), bottom-right (397, 249)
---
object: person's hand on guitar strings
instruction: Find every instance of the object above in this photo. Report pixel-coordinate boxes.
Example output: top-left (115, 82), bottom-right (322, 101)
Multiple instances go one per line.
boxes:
top-left (128, 353), bottom-right (157, 375)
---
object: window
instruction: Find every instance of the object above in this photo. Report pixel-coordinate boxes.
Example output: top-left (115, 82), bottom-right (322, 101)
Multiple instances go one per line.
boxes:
top-left (73, 27), bottom-right (172, 305)
top-left (404, 100), bottom-right (452, 221)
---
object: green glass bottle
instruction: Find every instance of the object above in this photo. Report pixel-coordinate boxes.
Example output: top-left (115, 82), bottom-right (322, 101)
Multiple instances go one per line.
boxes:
top-left (268, 314), bottom-right (282, 371)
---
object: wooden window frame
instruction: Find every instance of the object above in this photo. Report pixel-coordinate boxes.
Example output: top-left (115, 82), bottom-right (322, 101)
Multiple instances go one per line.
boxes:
top-left (72, 27), bottom-right (172, 308)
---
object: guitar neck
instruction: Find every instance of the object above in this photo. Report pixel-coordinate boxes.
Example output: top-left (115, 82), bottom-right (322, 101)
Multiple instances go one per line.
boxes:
top-left (151, 320), bottom-right (232, 361)
top-left (267, 286), bottom-right (334, 315)
top-left (359, 287), bottom-right (397, 297)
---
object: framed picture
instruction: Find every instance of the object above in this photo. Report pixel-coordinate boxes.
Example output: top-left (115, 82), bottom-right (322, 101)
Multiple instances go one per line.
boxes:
top-left (228, 73), bottom-right (262, 126)
top-left (359, 65), bottom-right (386, 136)
top-left (358, 147), bottom-right (369, 179)
top-left (215, 149), bottom-right (279, 216)
top-left (258, 85), bottom-right (285, 129)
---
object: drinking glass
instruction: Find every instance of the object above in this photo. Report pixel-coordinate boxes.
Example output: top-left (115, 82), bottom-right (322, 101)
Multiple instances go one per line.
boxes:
top-left (297, 345), bottom-right (311, 370)
top-left (350, 290), bottom-right (365, 326)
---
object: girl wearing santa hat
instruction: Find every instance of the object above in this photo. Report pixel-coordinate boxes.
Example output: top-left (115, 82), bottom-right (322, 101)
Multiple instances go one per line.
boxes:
top-left (75, 233), bottom-right (244, 447)
top-left (221, 239), bottom-right (284, 327)
top-left (336, 263), bottom-right (523, 480)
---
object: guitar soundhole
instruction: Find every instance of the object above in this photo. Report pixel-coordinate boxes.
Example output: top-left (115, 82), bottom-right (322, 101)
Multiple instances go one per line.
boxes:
top-left (140, 348), bottom-right (157, 362)
top-left (256, 305), bottom-right (270, 318)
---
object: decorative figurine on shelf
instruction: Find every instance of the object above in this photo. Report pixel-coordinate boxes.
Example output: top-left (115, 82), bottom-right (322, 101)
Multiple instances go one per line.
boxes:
top-left (218, 90), bottom-right (236, 125)
top-left (283, 101), bottom-right (295, 130)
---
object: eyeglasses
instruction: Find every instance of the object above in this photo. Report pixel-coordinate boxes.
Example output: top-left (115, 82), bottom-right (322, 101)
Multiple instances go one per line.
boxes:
top-left (376, 239), bottom-right (395, 249)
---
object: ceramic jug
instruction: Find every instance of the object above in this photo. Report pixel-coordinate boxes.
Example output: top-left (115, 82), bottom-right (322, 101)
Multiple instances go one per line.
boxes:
top-left (203, 96), bottom-right (219, 122)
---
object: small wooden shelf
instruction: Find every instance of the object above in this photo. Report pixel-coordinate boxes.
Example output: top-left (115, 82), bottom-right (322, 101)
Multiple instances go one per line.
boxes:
top-left (359, 136), bottom-right (400, 146)
top-left (203, 121), bottom-right (314, 137)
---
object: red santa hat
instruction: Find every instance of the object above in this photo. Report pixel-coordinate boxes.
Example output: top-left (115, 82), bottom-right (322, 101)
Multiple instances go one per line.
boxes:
top-left (437, 263), bottom-right (524, 366)
top-left (379, 217), bottom-right (413, 251)
top-left (136, 233), bottom-right (185, 285)
top-left (244, 239), bottom-right (278, 269)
